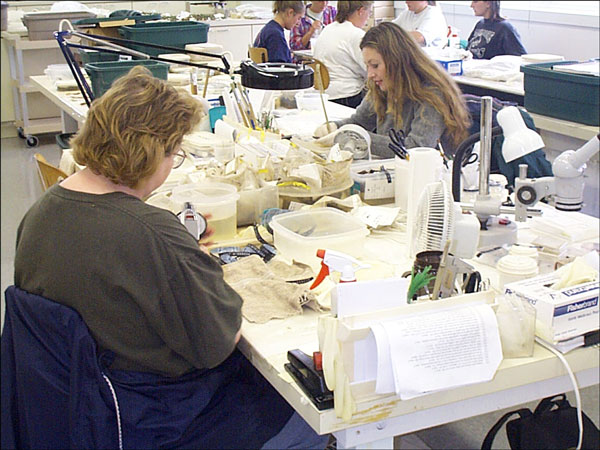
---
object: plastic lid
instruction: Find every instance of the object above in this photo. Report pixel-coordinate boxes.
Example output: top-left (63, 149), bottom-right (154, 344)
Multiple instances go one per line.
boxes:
top-left (509, 244), bottom-right (539, 259)
top-left (496, 255), bottom-right (538, 275)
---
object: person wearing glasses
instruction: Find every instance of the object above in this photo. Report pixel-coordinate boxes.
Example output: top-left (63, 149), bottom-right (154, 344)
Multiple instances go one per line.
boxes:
top-left (13, 66), bottom-right (328, 449)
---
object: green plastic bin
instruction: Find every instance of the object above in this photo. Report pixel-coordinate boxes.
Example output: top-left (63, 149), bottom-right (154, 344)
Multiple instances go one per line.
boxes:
top-left (118, 21), bottom-right (209, 56)
top-left (83, 60), bottom-right (169, 98)
top-left (78, 48), bottom-right (120, 65)
top-left (521, 61), bottom-right (600, 126)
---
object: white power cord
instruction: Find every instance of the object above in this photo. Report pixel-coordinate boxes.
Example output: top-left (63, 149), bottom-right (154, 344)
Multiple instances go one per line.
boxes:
top-left (535, 337), bottom-right (583, 450)
top-left (58, 18), bottom-right (75, 32)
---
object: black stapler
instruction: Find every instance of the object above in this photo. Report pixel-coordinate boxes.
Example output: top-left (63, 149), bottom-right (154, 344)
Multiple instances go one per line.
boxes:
top-left (284, 349), bottom-right (334, 410)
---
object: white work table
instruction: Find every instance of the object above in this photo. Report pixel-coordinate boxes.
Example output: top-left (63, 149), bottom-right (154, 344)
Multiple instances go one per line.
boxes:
top-left (29, 75), bottom-right (88, 134)
top-left (38, 67), bottom-right (599, 447)
top-left (239, 296), bottom-right (599, 449)
top-left (238, 206), bottom-right (599, 449)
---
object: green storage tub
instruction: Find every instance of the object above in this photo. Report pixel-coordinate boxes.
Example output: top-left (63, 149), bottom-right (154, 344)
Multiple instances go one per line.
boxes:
top-left (521, 61), bottom-right (600, 126)
top-left (78, 48), bottom-right (120, 65)
top-left (83, 60), bottom-right (169, 98)
top-left (118, 21), bottom-right (209, 56)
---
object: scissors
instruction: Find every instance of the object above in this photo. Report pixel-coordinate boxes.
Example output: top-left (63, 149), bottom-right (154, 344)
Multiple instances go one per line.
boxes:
top-left (388, 128), bottom-right (409, 160)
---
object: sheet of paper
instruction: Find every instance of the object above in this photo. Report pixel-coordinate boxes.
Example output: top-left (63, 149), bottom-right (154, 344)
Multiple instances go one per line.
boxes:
top-left (370, 323), bottom-right (395, 394)
top-left (333, 277), bottom-right (408, 318)
top-left (353, 206), bottom-right (401, 229)
top-left (552, 60), bottom-right (599, 77)
top-left (378, 304), bottom-right (502, 400)
top-left (353, 333), bottom-right (377, 382)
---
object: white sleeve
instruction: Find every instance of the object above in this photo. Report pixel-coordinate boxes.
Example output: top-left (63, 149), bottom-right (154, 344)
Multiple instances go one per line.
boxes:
top-left (416, 7), bottom-right (448, 47)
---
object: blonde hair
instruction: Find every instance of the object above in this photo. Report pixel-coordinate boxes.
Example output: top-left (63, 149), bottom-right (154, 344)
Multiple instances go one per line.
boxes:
top-left (71, 65), bottom-right (203, 188)
top-left (336, 1), bottom-right (373, 23)
top-left (360, 22), bottom-right (471, 148)
top-left (273, 1), bottom-right (304, 14)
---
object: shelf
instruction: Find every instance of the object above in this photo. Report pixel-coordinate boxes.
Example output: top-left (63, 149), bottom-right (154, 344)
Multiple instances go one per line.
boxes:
top-left (1, 31), bottom-right (59, 50)
top-left (14, 117), bottom-right (62, 135)
top-left (17, 82), bottom-right (42, 93)
top-left (529, 112), bottom-right (600, 141)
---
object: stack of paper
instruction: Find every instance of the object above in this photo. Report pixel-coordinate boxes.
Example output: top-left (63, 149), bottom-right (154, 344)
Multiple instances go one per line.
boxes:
top-left (553, 60), bottom-right (599, 77)
top-left (369, 303), bottom-right (503, 400)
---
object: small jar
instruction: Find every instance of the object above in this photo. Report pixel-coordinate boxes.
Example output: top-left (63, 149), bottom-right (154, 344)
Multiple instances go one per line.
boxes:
top-left (496, 255), bottom-right (539, 291)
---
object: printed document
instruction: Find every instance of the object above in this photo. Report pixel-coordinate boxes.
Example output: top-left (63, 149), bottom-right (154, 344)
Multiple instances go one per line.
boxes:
top-left (371, 304), bottom-right (502, 399)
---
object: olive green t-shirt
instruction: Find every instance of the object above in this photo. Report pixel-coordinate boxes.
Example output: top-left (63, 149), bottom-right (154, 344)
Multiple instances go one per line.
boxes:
top-left (14, 184), bottom-right (242, 377)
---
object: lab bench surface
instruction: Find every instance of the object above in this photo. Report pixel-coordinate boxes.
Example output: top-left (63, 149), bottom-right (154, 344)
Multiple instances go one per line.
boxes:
top-left (238, 207), bottom-right (599, 449)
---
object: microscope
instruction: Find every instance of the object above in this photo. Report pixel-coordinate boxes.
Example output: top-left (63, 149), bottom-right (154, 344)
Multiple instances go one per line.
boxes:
top-left (514, 134), bottom-right (600, 222)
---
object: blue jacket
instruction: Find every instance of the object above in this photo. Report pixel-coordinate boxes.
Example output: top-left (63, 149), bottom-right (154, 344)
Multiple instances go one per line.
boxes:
top-left (1, 286), bottom-right (293, 449)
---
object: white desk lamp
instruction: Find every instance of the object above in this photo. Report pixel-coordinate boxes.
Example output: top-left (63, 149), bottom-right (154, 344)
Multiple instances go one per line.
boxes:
top-left (461, 97), bottom-right (546, 248)
top-left (498, 106), bottom-right (545, 163)
top-left (462, 98), bottom-right (600, 240)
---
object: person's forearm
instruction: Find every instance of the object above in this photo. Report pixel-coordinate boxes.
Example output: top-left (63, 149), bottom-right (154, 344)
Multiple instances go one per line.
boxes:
top-left (301, 28), bottom-right (315, 47)
top-left (409, 30), bottom-right (426, 46)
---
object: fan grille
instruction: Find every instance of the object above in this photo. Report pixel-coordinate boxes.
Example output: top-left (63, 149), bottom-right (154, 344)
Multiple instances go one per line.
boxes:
top-left (414, 181), bottom-right (455, 254)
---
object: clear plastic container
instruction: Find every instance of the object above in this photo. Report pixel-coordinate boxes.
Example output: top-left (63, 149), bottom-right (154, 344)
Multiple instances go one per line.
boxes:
top-left (295, 91), bottom-right (329, 110)
top-left (171, 182), bottom-right (240, 242)
top-left (270, 207), bottom-right (369, 268)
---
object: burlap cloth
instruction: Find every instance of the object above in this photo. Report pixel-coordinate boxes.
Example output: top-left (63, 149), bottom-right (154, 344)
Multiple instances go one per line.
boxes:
top-left (222, 255), bottom-right (322, 323)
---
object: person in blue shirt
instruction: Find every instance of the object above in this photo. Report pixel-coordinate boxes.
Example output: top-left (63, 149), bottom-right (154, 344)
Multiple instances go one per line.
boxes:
top-left (253, 1), bottom-right (305, 63)
top-left (467, 1), bottom-right (526, 59)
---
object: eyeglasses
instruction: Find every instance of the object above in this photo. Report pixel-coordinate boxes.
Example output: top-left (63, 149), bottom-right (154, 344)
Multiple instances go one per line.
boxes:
top-left (172, 149), bottom-right (187, 169)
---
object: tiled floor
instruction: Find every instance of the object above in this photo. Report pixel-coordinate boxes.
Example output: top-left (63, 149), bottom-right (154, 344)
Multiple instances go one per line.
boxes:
top-left (1, 132), bottom-right (598, 449)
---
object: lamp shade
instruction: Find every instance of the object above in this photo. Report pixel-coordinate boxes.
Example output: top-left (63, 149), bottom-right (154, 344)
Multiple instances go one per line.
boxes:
top-left (497, 106), bottom-right (544, 163)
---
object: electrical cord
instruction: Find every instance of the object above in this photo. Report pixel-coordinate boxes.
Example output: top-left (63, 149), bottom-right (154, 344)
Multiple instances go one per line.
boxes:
top-left (535, 337), bottom-right (583, 450)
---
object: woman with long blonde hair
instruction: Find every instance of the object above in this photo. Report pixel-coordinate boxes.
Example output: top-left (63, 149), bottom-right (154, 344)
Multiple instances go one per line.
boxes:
top-left (315, 21), bottom-right (471, 157)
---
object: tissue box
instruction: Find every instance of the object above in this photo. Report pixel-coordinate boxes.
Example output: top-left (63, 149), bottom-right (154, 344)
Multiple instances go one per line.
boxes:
top-left (436, 58), bottom-right (463, 76)
top-left (504, 274), bottom-right (599, 342)
top-left (350, 158), bottom-right (395, 202)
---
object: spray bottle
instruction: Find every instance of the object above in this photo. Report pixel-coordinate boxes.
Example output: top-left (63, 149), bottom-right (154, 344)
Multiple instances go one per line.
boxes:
top-left (310, 249), bottom-right (370, 290)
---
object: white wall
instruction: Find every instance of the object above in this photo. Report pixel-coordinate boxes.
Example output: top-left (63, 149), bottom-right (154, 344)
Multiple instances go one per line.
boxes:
top-left (394, 1), bottom-right (599, 61)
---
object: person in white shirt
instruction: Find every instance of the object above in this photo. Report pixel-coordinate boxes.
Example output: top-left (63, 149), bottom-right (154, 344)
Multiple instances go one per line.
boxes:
top-left (393, 1), bottom-right (448, 47)
top-left (312, 1), bottom-right (373, 108)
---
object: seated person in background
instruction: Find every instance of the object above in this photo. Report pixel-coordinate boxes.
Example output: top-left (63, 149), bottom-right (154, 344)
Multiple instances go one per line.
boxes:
top-left (314, 22), bottom-right (471, 158)
top-left (313, 1), bottom-right (373, 108)
top-left (467, 0), bottom-right (526, 59)
top-left (393, 1), bottom-right (448, 48)
top-left (13, 65), bottom-right (328, 450)
top-left (253, 1), bottom-right (305, 63)
top-left (289, 1), bottom-right (337, 52)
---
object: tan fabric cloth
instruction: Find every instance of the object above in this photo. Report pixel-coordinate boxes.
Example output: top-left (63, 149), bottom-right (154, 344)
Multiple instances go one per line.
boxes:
top-left (222, 255), bottom-right (318, 323)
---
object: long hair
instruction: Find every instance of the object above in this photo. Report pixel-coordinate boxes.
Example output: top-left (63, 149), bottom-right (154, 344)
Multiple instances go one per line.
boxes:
top-left (71, 66), bottom-right (203, 188)
top-left (273, 0), bottom-right (304, 14)
top-left (336, 1), bottom-right (373, 23)
top-left (360, 22), bottom-right (470, 148)
top-left (488, 1), bottom-right (504, 21)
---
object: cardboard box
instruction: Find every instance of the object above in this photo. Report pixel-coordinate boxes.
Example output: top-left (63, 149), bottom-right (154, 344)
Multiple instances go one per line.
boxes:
top-left (436, 58), bottom-right (463, 76)
top-left (505, 274), bottom-right (599, 343)
top-left (373, 6), bottom-right (395, 19)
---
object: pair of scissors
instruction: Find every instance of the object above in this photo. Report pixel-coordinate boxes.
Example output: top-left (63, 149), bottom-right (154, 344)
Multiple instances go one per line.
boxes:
top-left (388, 128), bottom-right (409, 160)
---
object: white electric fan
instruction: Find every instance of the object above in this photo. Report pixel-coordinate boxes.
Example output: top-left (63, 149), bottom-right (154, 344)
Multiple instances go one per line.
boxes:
top-left (413, 180), bottom-right (479, 259)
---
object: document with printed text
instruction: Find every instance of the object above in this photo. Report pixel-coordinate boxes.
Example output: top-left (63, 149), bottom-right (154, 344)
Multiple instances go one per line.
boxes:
top-left (371, 304), bottom-right (502, 399)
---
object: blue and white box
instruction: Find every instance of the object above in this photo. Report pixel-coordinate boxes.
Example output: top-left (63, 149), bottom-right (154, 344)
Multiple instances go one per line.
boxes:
top-left (436, 57), bottom-right (463, 76)
top-left (505, 274), bottom-right (599, 343)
